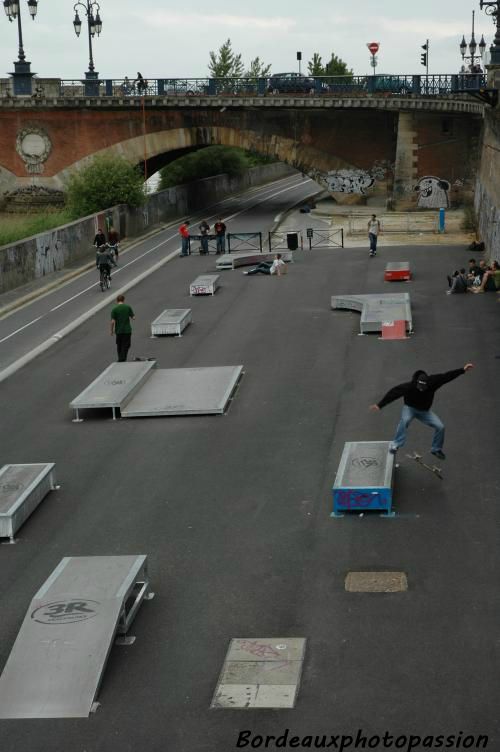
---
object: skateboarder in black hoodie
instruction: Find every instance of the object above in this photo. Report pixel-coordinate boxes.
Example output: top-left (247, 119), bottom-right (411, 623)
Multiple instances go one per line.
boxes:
top-left (369, 363), bottom-right (474, 459)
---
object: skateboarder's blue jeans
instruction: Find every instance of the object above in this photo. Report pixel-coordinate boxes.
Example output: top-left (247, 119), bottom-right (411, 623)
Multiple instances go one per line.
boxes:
top-left (392, 405), bottom-right (445, 451)
top-left (369, 232), bottom-right (378, 252)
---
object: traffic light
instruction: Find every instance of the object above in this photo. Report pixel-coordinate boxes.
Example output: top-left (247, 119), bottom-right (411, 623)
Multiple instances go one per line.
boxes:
top-left (421, 41), bottom-right (428, 68)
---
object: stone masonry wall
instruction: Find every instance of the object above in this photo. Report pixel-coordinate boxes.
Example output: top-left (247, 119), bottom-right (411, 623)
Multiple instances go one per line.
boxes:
top-left (475, 110), bottom-right (500, 261)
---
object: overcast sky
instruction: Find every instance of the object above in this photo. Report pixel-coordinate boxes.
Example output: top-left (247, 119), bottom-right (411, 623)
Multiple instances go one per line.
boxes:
top-left (1, 0), bottom-right (495, 80)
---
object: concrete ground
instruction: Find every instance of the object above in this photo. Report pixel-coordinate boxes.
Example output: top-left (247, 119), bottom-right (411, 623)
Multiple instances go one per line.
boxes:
top-left (0, 177), bottom-right (498, 751)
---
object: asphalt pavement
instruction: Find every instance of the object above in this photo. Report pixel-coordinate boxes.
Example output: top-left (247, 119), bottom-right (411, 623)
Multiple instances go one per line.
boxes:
top-left (0, 180), bottom-right (499, 751)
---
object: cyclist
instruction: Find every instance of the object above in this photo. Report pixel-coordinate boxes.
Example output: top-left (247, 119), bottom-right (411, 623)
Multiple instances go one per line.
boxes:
top-left (96, 244), bottom-right (116, 286)
top-left (94, 228), bottom-right (107, 248)
top-left (107, 226), bottom-right (120, 261)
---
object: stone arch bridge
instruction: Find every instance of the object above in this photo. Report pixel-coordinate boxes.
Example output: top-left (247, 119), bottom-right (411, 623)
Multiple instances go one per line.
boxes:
top-left (0, 92), bottom-right (485, 210)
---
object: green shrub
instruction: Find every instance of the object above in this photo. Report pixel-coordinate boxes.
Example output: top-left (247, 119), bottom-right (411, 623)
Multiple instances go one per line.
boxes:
top-left (65, 154), bottom-right (145, 219)
top-left (160, 146), bottom-right (275, 190)
top-left (0, 210), bottom-right (72, 247)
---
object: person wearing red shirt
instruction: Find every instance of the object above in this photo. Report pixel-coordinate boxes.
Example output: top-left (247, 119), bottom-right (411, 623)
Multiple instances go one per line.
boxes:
top-left (179, 220), bottom-right (190, 256)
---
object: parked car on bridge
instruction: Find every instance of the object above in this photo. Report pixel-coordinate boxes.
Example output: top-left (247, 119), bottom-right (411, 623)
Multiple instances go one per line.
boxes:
top-left (267, 72), bottom-right (316, 94)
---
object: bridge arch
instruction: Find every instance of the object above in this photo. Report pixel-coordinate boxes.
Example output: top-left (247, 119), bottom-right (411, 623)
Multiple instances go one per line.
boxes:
top-left (0, 105), bottom-right (481, 208)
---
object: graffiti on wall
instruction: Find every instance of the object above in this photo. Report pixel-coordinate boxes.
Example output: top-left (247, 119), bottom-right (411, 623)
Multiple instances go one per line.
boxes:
top-left (325, 169), bottom-right (375, 195)
top-left (313, 161), bottom-right (394, 195)
top-left (35, 236), bottom-right (65, 278)
top-left (414, 176), bottom-right (451, 209)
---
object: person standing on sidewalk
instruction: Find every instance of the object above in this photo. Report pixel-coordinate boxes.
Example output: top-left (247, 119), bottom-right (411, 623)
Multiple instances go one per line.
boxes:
top-left (367, 214), bottom-right (381, 257)
top-left (214, 218), bottom-right (227, 254)
top-left (179, 220), bottom-right (190, 257)
top-left (199, 219), bottom-right (210, 255)
top-left (369, 363), bottom-right (474, 460)
top-left (111, 294), bottom-right (135, 363)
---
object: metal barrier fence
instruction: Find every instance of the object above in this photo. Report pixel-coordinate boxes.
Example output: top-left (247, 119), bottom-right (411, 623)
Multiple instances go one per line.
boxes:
top-left (0, 74), bottom-right (486, 100)
top-left (227, 232), bottom-right (263, 253)
top-left (347, 213), bottom-right (440, 235)
top-left (188, 234), bottom-right (218, 254)
top-left (269, 230), bottom-right (303, 251)
top-left (306, 228), bottom-right (344, 249)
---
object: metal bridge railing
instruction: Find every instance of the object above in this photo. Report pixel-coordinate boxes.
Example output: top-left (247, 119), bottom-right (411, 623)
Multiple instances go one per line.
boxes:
top-left (47, 74), bottom-right (490, 100)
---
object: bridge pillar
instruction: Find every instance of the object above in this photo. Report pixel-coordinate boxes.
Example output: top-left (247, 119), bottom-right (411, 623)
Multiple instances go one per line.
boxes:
top-left (392, 112), bottom-right (418, 210)
top-left (486, 63), bottom-right (500, 90)
top-left (9, 61), bottom-right (34, 96)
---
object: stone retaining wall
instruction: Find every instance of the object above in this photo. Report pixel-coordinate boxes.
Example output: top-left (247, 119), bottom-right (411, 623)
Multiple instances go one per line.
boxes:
top-left (0, 162), bottom-right (294, 294)
top-left (475, 109), bottom-right (500, 262)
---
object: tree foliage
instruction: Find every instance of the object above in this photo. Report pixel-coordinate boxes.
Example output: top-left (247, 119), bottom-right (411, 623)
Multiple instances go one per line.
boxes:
top-left (208, 39), bottom-right (244, 78)
top-left (159, 146), bottom-right (274, 190)
top-left (245, 56), bottom-right (272, 78)
top-left (307, 51), bottom-right (353, 77)
top-left (307, 53), bottom-right (324, 76)
top-left (65, 154), bottom-right (145, 218)
top-left (325, 53), bottom-right (352, 76)
top-left (209, 39), bottom-right (270, 78)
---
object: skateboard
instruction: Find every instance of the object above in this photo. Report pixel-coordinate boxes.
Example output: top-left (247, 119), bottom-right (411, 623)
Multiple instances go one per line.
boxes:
top-left (406, 452), bottom-right (443, 480)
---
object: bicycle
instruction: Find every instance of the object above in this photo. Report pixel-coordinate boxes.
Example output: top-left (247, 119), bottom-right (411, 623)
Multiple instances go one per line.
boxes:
top-left (98, 265), bottom-right (111, 292)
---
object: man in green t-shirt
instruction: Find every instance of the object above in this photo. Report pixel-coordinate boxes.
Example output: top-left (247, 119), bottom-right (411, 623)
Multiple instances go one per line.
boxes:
top-left (110, 294), bottom-right (135, 362)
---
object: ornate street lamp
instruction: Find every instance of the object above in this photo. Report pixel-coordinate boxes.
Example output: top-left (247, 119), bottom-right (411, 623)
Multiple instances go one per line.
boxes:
top-left (480, 0), bottom-right (500, 64)
top-left (73, 1), bottom-right (102, 92)
top-left (3, 0), bottom-right (39, 94)
top-left (460, 10), bottom-right (487, 71)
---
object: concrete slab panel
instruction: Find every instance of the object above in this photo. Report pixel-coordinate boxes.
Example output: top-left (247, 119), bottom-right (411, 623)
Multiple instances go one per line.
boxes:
top-left (151, 309), bottom-right (192, 337)
top-left (345, 572), bottom-right (408, 592)
top-left (227, 638), bottom-right (306, 662)
top-left (212, 638), bottom-right (306, 709)
top-left (213, 684), bottom-right (298, 709)
top-left (0, 463), bottom-right (57, 542)
top-left (70, 361), bottom-right (156, 411)
top-left (331, 293), bottom-right (412, 333)
top-left (121, 366), bottom-right (243, 417)
top-left (219, 660), bottom-right (302, 685)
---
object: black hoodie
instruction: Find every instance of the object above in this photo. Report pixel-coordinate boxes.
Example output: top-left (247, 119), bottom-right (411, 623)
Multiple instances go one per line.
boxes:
top-left (377, 368), bottom-right (465, 411)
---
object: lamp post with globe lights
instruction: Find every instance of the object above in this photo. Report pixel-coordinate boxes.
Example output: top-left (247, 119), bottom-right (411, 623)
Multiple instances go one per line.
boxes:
top-left (460, 10), bottom-right (487, 72)
top-left (72, 1), bottom-right (102, 95)
top-left (3, 0), bottom-right (39, 95)
top-left (479, 0), bottom-right (500, 64)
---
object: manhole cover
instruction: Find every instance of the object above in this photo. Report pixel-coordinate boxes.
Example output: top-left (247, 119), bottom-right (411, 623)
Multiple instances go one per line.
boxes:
top-left (345, 572), bottom-right (408, 593)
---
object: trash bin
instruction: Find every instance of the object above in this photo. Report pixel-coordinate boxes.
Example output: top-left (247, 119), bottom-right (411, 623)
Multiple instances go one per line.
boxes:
top-left (287, 232), bottom-right (299, 251)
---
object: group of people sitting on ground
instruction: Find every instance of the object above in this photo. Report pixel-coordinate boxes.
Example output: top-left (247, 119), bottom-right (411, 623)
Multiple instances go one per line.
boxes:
top-left (446, 258), bottom-right (500, 294)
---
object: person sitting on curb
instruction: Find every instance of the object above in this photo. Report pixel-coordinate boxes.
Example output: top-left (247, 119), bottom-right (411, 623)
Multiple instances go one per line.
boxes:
top-left (471, 260), bottom-right (500, 293)
top-left (243, 253), bottom-right (287, 276)
top-left (369, 363), bottom-right (475, 460)
top-left (446, 268), bottom-right (468, 294)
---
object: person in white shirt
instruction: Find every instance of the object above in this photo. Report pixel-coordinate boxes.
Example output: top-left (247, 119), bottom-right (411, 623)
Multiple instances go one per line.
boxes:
top-left (243, 253), bottom-right (287, 276)
top-left (367, 214), bottom-right (381, 257)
